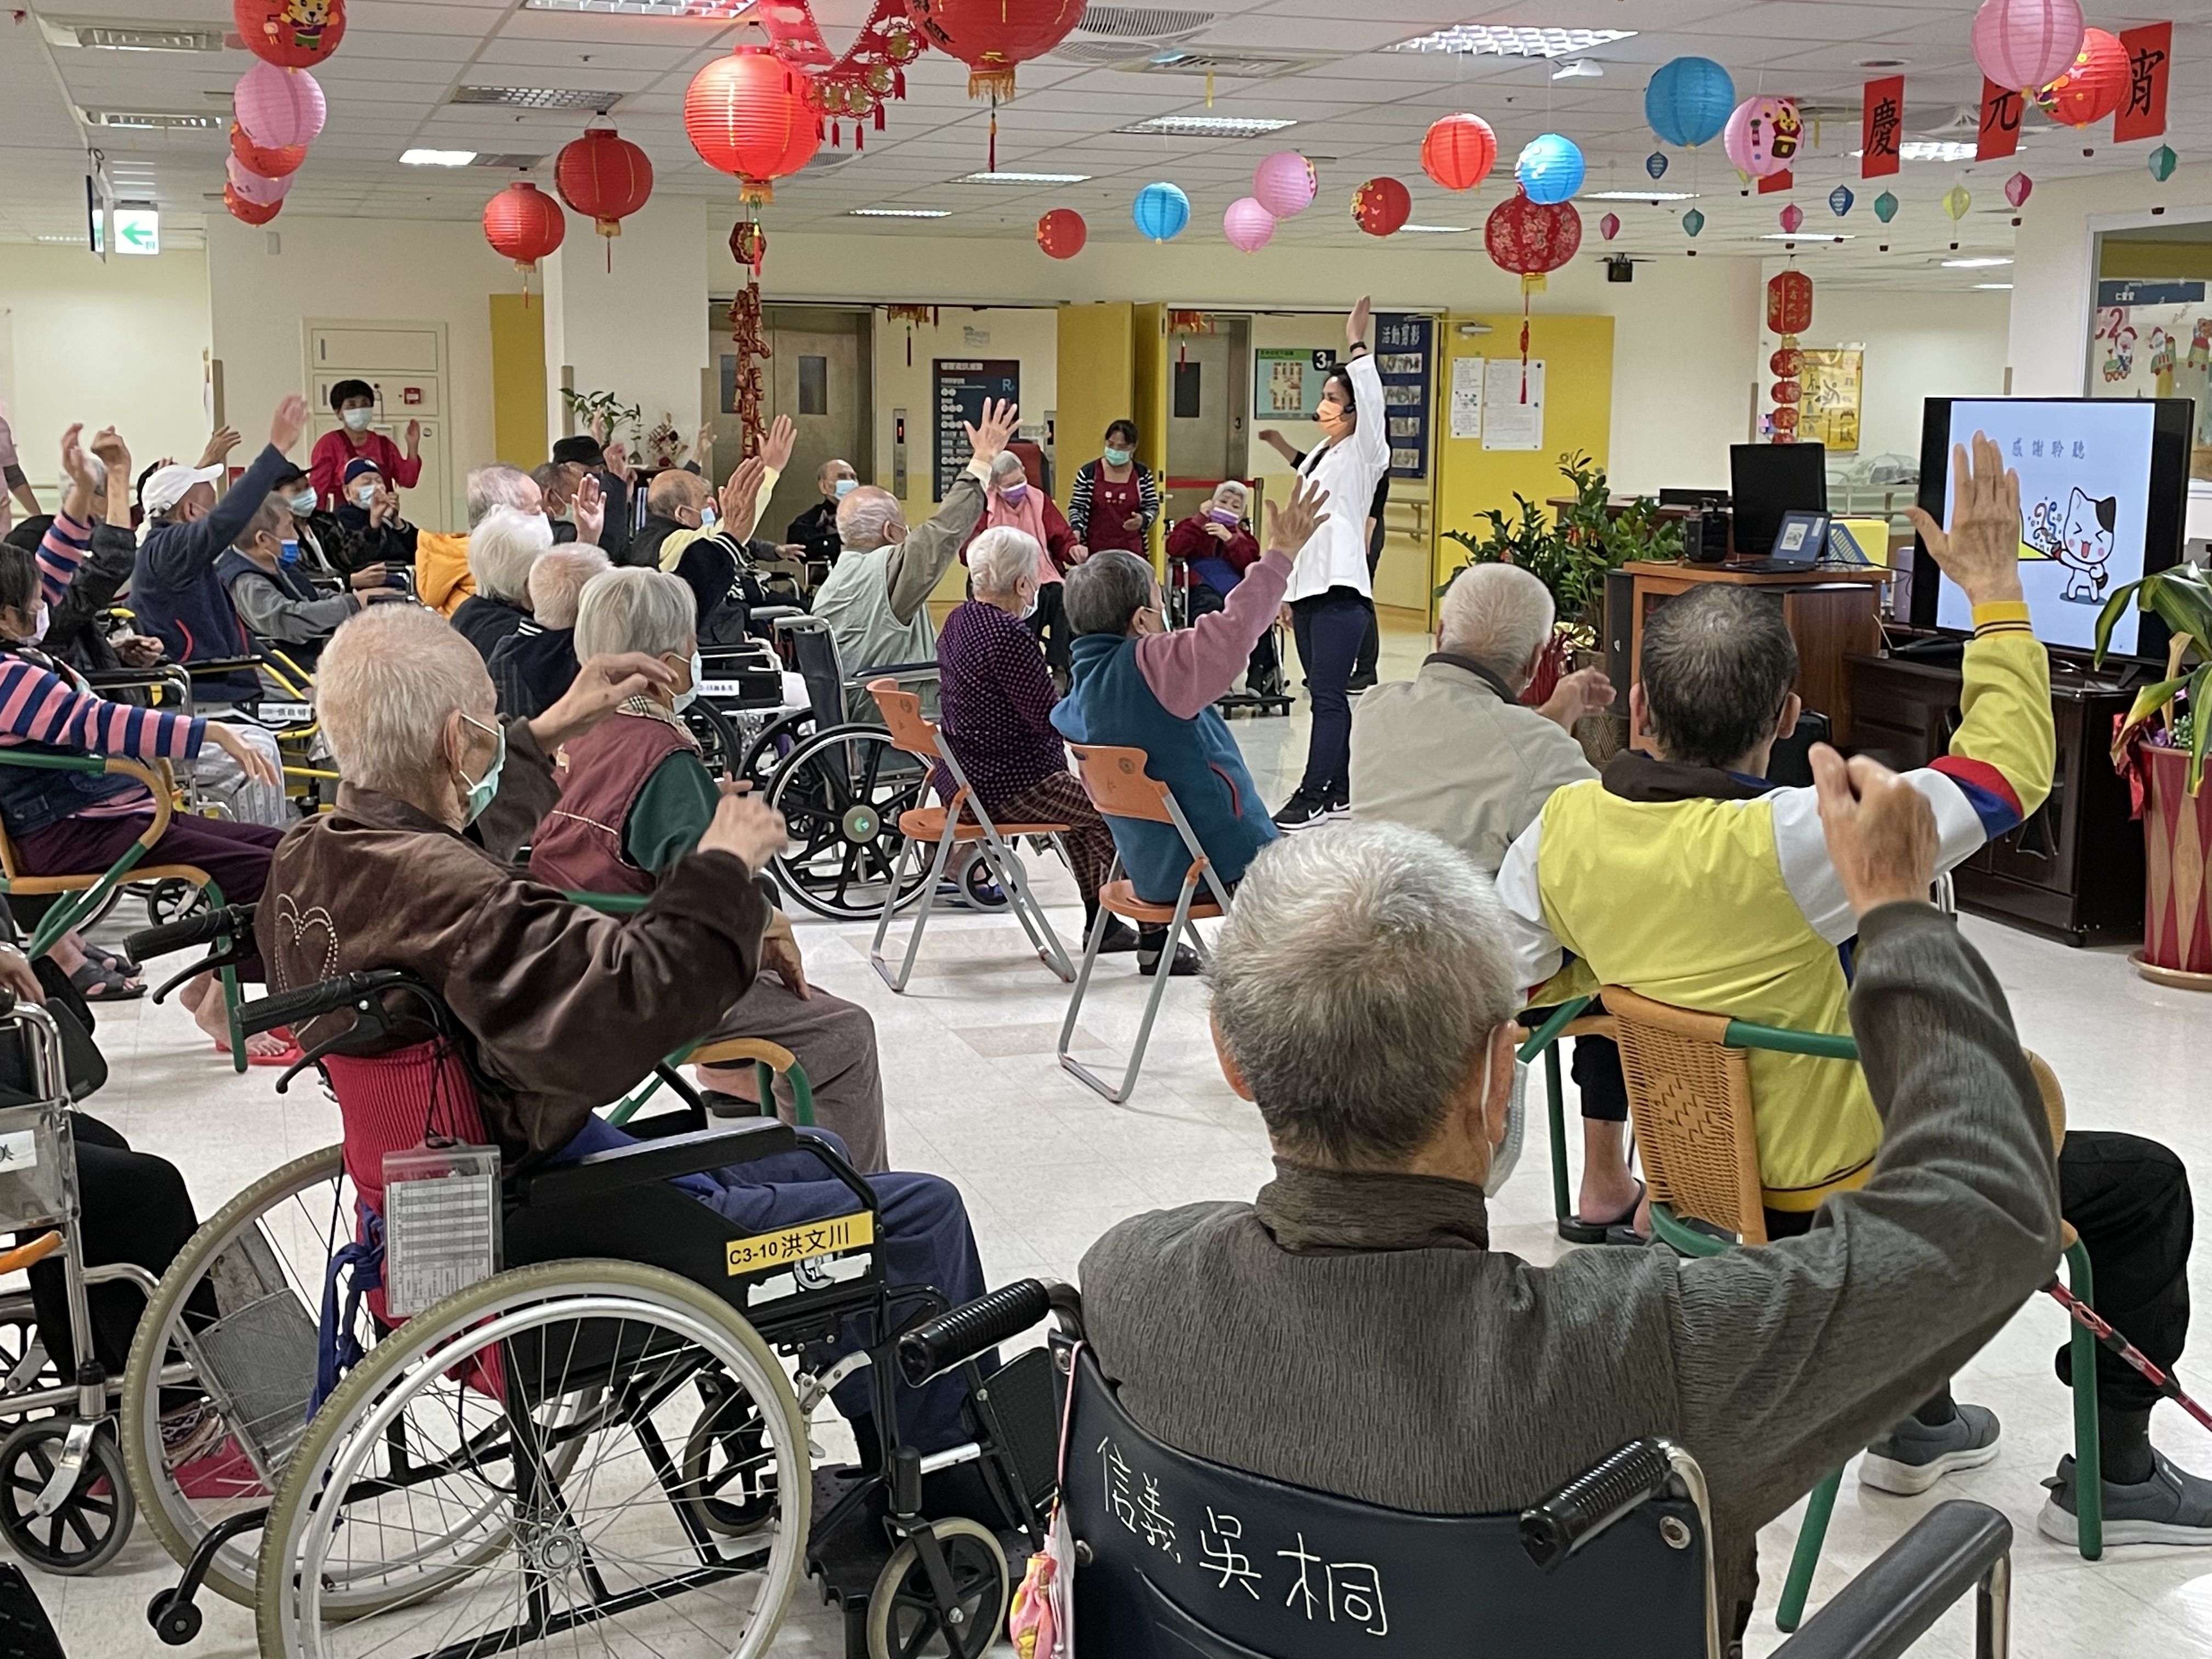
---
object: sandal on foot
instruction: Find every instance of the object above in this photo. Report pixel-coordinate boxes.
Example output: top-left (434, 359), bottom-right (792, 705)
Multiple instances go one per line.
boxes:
top-left (1558, 1180), bottom-right (1646, 1246)
top-left (67, 961), bottom-right (144, 1002)
top-left (213, 1036), bottom-right (303, 1068)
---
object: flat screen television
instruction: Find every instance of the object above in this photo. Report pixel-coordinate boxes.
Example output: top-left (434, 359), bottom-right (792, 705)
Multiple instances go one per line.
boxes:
top-left (1910, 396), bottom-right (2190, 661)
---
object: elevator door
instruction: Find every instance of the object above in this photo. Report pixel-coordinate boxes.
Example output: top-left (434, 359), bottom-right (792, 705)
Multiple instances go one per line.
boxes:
top-left (709, 304), bottom-right (870, 541)
top-left (1166, 329), bottom-right (1235, 488)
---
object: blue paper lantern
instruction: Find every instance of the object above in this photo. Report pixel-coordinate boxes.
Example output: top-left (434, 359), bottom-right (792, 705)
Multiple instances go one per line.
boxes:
top-left (1829, 184), bottom-right (1855, 216)
top-left (1516, 134), bottom-right (1584, 204)
top-left (1645, 151), bottom-right (1669, 180)
top-left (1645, 56), bottom-right (1735, 148)
top-left (1133, 181), bottom-right (1190, 241)
top-left (1681, 208), bottom-right (1706, 237)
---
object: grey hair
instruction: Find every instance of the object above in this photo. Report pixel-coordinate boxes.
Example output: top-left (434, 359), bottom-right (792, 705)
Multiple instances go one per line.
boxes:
top-left (989, 451), bottom-right (1025, 482)
top-left (573, 566), bottom-right (696, 662)
top-left (837, 486), bottom-right (904, 551)
top-left (1211, 479), bottom-right (1248, 513)
top-left (968, 526), bottom-right (1040, 596)
top-left (467, 505), bottom-right (551, 603)
top-left (1063, 548), bottom-right (1155, 637)
top-left (527, 545), bottom-right (611, 630)
top-left (465, 463), bottom-right (537, 529)
top-left (1439, 563), bottom-right (1556, 686)
top-left (1640, 585), bottom-right (1798, 768)
top-left (1210, 822), bottom-right (1520, 1168)
top-left (232, 495), bottom-right (286, 552)
top-left (316, 602), bottom-right (492, 794)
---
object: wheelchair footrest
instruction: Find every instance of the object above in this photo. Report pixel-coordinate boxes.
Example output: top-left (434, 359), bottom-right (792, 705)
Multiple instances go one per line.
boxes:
top-left (804, 1464), bottom-right (888, 1659)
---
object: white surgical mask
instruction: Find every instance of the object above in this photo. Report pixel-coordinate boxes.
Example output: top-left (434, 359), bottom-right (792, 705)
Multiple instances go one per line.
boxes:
top-left (672, 650), bottom-right (703, 713)
top-left (353, 482), bottom-right (378, 507)
top-left (457, 713), bottom-right (504, 826)
top-left (26, 602), bottom-right (49, 647)
top-left (341, 408), bottom-right (375, 433)
top-left (287, 487), bottom-right (318, 515)
top-left (1485, 1056), bottom-right (1528, 1197)
top-left (1019, 585), bottom-right (1039, 622)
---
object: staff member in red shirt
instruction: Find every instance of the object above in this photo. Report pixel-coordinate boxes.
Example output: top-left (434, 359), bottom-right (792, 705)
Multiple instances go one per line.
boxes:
top-left (1066, 419), bottom-right (1159, 558)
top-left (308, 379), bottom-right (421, 511)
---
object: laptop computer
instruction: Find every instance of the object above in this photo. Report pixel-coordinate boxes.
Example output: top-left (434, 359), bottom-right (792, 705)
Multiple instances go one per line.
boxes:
top-left (1731, 510), bottom-right (1831, 573)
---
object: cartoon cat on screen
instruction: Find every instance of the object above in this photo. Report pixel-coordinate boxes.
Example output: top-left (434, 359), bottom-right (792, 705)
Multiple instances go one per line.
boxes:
top-left (2022, 487), bottom-right (2119, 603)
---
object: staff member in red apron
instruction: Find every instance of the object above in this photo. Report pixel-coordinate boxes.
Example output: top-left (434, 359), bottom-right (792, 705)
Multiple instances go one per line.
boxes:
top-left (1068, 420), bottom-right (1160, 560)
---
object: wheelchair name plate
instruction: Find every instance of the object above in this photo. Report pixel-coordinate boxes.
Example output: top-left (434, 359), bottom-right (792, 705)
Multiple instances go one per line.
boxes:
top-left (257, 702), bottom-right (313, 724)
top-left (726, 1210), bottom-right (874, 1301)
top-left (382, 1144), bottom-right (502, 1317)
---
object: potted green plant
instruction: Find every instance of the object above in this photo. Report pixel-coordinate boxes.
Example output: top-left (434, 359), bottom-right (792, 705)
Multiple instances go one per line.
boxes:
top-left (558, 388), bottom-right (642, 448)
top-left (2094, 563), bottom-right (2211, 987)
top-left (1440, 452), bottom-right (1681, 704)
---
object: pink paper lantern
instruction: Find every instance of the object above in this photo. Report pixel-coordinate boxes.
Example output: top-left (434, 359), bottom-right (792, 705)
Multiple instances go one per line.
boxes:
top-left (1223, 196), bottom-right (1276, 253)
top-left (1779, 203), bottom-right (1804, 233)
top-left (226, 153), bottom-right (294, 206)
top-left (2005, 171), bottom-right (2034, 208)
top-left (1252, 151), bottom-right (1316, 218)
top-left (1971, 0), bottom-right (2086, 93)
top-left (1599, 211), bottom-right (1621, 240)
top-left (235, 60), bottom-right (325, 149)
top-left (1723, 95), bottom-right (1803, 178)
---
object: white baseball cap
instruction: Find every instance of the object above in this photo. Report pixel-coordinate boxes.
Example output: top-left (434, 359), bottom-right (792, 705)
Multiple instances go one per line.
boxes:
top-left (141, 462), bottom-right (224, 516)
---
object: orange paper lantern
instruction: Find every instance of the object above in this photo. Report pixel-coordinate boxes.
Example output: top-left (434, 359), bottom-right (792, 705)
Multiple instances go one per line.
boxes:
top-left (2036, 26), bottom-right (2127, 127)
top-left (483, 180), bottom-right (566, 275)
top-left (555, 127), bottom-right (653, 239)
top-left (230, 122), bottom-right (306, 179)
top-left (685, 48), bottom-right (821, 205)
top-left (1421, 113), bottom-right (1498, 192)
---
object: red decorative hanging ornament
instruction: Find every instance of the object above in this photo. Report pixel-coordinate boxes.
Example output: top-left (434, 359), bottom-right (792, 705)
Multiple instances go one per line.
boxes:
top-left (730, 280), bottom-right (770, 455)
top-left (1599, 211), bottom-right (1621, 240)
top-left (234, 0), bottom-right (346, 69)
top-left (1765, 269), bottom-right (1813, 443)
top-left (1351, 176), bottom-right (1412, 237)
top-left (223, 182), bottom-right (282, 225)
top-left (1767, 268), bottom-right (1814, 334)
top-left (1036, 207), bottom-right (1086, 259)
top-left (1420, 114), bottom-right (1498, 192)
top-left (1778, 203), bottom-right (1804, 234)
top-left (1770, 346), bottom-right (1804, 377)
top-left (483, 180), bottom-right (566, 304)
top-left (887, 302), bottom-right (935, 368)
top-left (1485, 190), bottom-right (1584, 399)
top-left (2035, 26), bottom-right (2128, 128)
top-left (905, 0), bottom-right (1082, 100)
top-left (729, 217), bottom-right (768, 280)
top-left (686, 47), bottom-right (822, 206)
top-left (555, 126), bottom-right (653, 270)
top-left (230, 122), bottom-right (306, 180)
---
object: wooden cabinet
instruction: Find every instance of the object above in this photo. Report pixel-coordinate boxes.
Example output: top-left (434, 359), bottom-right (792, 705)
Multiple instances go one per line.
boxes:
top-left (1845, 652), bottom-right (2145, 946)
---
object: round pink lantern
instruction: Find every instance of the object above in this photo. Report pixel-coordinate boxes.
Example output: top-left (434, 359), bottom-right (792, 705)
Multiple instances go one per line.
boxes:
top-left (1252, 151), bottom-right (1316, 218)
top-left (1971, 0), bottom-right (2086, 93)
top-left (2005, 171), bottom-right (2034, 208)
top-left (226, 153), bottom-right (294, 206)
top-left (1722, 95), bottom-right (1803, 178)
top-left (1223, 196), bottom-right (1276, 253)
top-left (1599, 211), bottom-right (1621, 240)
top-left (235, 60), bottom-right (326, 149)
top-left (1778, 203), bottom-right (1804, 234)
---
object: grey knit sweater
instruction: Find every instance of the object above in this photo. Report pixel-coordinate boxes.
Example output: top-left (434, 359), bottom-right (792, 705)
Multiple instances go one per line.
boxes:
top-left (1079, 901), bottom-right (2063, 1632)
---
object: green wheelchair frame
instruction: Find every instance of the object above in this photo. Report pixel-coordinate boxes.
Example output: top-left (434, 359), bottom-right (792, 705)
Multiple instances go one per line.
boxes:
top-left (1518, 994), bottom-right (2103, 1631)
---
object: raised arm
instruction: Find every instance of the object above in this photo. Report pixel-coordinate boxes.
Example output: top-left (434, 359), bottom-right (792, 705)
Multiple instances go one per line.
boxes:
top-left (887, 398), bottom-right (1013, 624)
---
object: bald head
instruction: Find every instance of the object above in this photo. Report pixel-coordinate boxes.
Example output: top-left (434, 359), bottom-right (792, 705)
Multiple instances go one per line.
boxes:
top-left (837, 485), bottom-right (905, 551)
top-left (648, 468), bottom-right (708, 523)
top-left (816, 458), bottom-right (856, 499)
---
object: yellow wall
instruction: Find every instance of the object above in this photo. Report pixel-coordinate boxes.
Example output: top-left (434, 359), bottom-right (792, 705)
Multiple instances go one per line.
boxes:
top-left (488, 294), bottom-right (548, 471)
top-left (1432, 312), bottom-right (1616, 610)
top-left (1054, 302), bottom-right (1135, 519)
top-left (1131, 302), bottom-right (1169, 567)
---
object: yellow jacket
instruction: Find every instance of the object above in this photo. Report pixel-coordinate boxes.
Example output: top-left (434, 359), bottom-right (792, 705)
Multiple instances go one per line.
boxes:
top-left (415, 532), bottom-right (475, 618)
top-left (1496, 602), bottom-right (2052, 1210)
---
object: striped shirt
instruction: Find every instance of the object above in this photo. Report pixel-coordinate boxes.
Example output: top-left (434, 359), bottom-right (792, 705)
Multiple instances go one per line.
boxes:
top-left (2, 512), bottom-right (206, 817)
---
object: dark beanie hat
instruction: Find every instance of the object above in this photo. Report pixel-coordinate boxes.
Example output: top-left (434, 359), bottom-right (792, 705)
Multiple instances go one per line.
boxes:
top-left (551, 435), bottom-right (605, 468)
top-left (342, 456), bottom-right (383, 486)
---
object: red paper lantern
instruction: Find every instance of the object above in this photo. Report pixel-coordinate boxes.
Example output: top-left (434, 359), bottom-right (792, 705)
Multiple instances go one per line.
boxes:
top-left (230, 122), bottom-right (306, 179)
top-left (1771, 380), bottom-right (1803, 404)
top-left (1766, 269), bottom-right (1813, 335)
top-left (1770, 347), bottom-right (1804, 377)
top-left (483, 180), bottom-right (566, 275)
top-left (685, 48), bottom-right (821, 205)
top-left (1036, 207), bottom-right (1086, 259)
top-left (1485, 190), bottom-right (1583, 274)
top-left (224, 182), bottom-right (282, 225)
top-left (235, 0), bottom-right (345, 69)
top-left (1351, 176), bottom-right (1412, 238)
top-left (904, 0), bottom-right (1082, 99)
top-left (555, 127), bottom-right (653, 239)
top-left (1771, 406), bottom-right (1801, 433)
top-left (1421, 114), bottom-right (1497, 192)
top-left (2036, 26), bottom-right (2127, 128)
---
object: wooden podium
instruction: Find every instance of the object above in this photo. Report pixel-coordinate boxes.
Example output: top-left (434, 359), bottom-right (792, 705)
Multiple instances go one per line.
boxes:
top-left (1620, 562), bottom-right (1890, 751)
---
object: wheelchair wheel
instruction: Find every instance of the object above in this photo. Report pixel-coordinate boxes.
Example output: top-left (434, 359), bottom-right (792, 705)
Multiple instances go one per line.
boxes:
top-left (256, 1260), bottom-right (811, 1658)
top-left (739, 708), bottom-right (815, 793)
top-left (864, 1516), bottom-right (1009, 1659)
top-left (956, 848), bottom-right (1010, 912)
top-left (140, 878), bottom-right (210, 931)
top-left (0, 1420), bottom-right (134, 1576)
top-left (685, 699), bottom-right (743, 779)
top-left (766, 725), bottom-right (932, 922)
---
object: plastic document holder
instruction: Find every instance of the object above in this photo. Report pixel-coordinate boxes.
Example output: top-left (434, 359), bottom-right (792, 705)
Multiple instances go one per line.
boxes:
top-left (382, 1142), bottom-right (501, 1318)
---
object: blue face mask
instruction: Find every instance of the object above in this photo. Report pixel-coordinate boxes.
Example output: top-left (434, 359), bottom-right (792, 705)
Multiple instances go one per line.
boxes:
top-left (279, 539), bottom-right (300, 566)
top-left (833, 476), bottom-right (858, 498)
top-left (458, 713), bottom-right (505, 826)
top-left (1102, 445), bottom-right (1133, 468)
top-left (287, 488), bottom-right (317, 515)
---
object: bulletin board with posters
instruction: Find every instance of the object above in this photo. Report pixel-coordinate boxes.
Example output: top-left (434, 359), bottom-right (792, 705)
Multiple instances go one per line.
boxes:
top-left (1374, 311), bottom-right (1434, 480)
top-left (1798, 349), bottom-right (1863, 452)
top-left (1254, 347), bottom-right (1339, 422)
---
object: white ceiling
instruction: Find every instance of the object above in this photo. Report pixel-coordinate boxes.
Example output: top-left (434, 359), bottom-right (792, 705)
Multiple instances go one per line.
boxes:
top-left (3, 0), bottom-right (2208, 288)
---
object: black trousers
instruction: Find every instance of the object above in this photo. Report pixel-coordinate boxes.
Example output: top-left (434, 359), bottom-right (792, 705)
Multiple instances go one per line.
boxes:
top-left (1184, 582), bottom-right (1279, 689)
top-left (1522, 1004), bottom-right (1629, 1124)
top-left (1026, 580), bottom-right (1070, 675)
top-left (1290, 589), bottom-right (1369, 800)
top-left (1352, 529), bottom-right (1385, 680)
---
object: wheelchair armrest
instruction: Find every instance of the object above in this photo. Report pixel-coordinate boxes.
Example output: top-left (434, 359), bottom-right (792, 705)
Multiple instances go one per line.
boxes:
top-left (125, 903), bottom-right (258, 963)
top-left (180, 657), bottom-right (263, 678)
top-left (1773, 1500), bottom-right (2011, 1659)
top-left (237, 969), bottom-right (413, 1037)
top-left (896, 1278), bottom-right (1057, 1386)
top-left (514, 1120), bottom-right (800, 1208)
top-left (844, 660), bottom-right (938, 687)
top-left (80, 669), bottom-right (175, 689)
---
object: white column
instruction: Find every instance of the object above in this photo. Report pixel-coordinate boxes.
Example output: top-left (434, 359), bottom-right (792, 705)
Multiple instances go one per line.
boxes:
top-left (540, 194), bottom-right (710, 455)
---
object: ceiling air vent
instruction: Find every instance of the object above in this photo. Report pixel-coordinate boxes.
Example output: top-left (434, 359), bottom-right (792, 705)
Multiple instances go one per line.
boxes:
top-left (80, 108), bottom-right (224, 131)
top-left (41, 17), bottom-right (226, 52)
top-left (1127, 49), bottom-right (1333, 78)
top-left (1075, 5), bottom-right (1213, 37)
top-left (450, 87), bottom-right (627, 111)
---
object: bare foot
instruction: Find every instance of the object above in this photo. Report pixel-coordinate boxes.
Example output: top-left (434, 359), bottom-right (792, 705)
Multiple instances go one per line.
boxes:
top-left (184, 974), bottom-right (288, 1059)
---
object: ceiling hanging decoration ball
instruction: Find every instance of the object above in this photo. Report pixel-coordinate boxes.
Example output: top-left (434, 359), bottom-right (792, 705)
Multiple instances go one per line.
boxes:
top-left (1351, 176), bottom-right (1412, 237)
top-left (1779, 203), bottom-right (1804, 234)
top-left (1254, 150), bottom-right (1318, 217)
top-left (2149, 145), bottom-right (2180, 183)
top-left (555, 127), bottom-right (654, 247)
top-left (1133, 180), bottom-right (1190, 241)
top-left (1771, 347), bottom-right (1804, 377)
top-left (226, 153), bottom-right (293, 207)
top-left (1682, 207), bottom-right (1706, 236)
top-left (1645, 151), bottom-right (1669, 180)
top-left (235, 0), bottom-right (346, 69)
top-left (1516, 133), bottom-right (1585, 204)
top-left (685, 47), bottom-right (821, 206)
top-left (235, 60), bottom-right (326, 149)
top-left (1420, 114), bottom-right (1497, 193)
top-left (1771, 379), bottom-right (1802, 404)
top-left (1599, 211), bottom-right (1621, 240)
top-left (1644, 55), bottom-right (1735, 147)
top-left (1723, 95), bottom-right (1803, 178)
top-left (1943, 184), bottom-right (1972, 220)
top-left (1036, 206), bottom-right (1086, 258)
top-left (1767, 269), bottom-right (1814, 334)
top-left (1874, 191), bottom-right (1900, 223)
top-left (2035, 27), bottom-right (2127, 127)
top-left (902, 0), bottom-right (1082, 100)
top-left (2004, 171), bottom-right (2034, 208)
top-left (1829, 183), bottom-right (1855, 216)
top-left (1223, 196), bottom-right (1276, 253)
top-left (1971, 0), bottom-right (2087, 93)
top-left (224, 182), bottom-right (282, 225)
top-left (483, 180), bottom-right (566, 294)
top-left (230, 122), bottom-right (306, 179)
top-left (1485, 191), bottom-right (1583, 275)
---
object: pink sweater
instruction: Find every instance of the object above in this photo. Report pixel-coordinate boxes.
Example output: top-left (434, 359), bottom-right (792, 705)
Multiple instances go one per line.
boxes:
top-left (1135, 550), bottom-right (1289, 719)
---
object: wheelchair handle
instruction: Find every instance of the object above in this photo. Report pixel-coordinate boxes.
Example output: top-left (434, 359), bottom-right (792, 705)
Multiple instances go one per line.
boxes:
top-left (897, 1278), bottom-right (1053, 1387)
top-left (125, 903), bottom-right (257, 964)
top-left (1518, 1436), bottom-right (1680, 1573)
top-left (238, 969), bottom-right (410, 1039)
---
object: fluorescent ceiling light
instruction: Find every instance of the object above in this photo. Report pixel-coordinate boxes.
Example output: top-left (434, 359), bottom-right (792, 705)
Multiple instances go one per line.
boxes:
top-left (451, 87), bottom-right (623, 111)
top-left (1943, 256), bottom-right (2012, 268)
top-left (1551, 59), bottom-right (1603, 79)
top-left (850, 207), bottom-right (951, 218)
top-left (1848, 140), bottom-right (1977, 163)
top-left (402, 149), bottom-right (477, 167)
top-left (1759, 233), bottom-right (1854, 240)
top-left (1389, 25), bottom-right (1634, 58)
top-left (1584, 189), bottom-right (1698, 202)
top-left (1400, 224), bottom-right (1470, 234)
top-left (960, 171), bottom-right (1092, 184)
top-left (1975, 283), bottom-right (2015, 290)
top-left (521, 0), bottom-right (755, 13)
top-left (35, 234), bottom-right (83, 244)
top-left (1114, 115), bottom-right (1296, 137)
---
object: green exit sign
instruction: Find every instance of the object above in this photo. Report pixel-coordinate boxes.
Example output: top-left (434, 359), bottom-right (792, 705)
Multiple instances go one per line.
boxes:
top-left (114, 207), bottom-right (160, 256)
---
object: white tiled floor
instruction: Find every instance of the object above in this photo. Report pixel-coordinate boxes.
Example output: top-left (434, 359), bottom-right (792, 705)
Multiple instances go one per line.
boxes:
top-left (29, 619), bottom-right (2212, 1656)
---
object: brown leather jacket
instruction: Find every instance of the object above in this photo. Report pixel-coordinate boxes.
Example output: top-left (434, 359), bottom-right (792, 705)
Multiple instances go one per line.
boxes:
top-left (256, 718), bottom-right (767, 1164)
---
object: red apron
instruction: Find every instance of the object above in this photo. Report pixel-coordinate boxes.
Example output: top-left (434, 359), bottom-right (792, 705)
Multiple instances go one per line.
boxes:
top-left (1085, 467), bottom-right (1147, 554)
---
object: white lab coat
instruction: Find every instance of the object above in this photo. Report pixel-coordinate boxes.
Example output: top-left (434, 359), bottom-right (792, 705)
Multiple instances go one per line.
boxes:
top-left (1284, 348), bottom-right (1389, 603)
